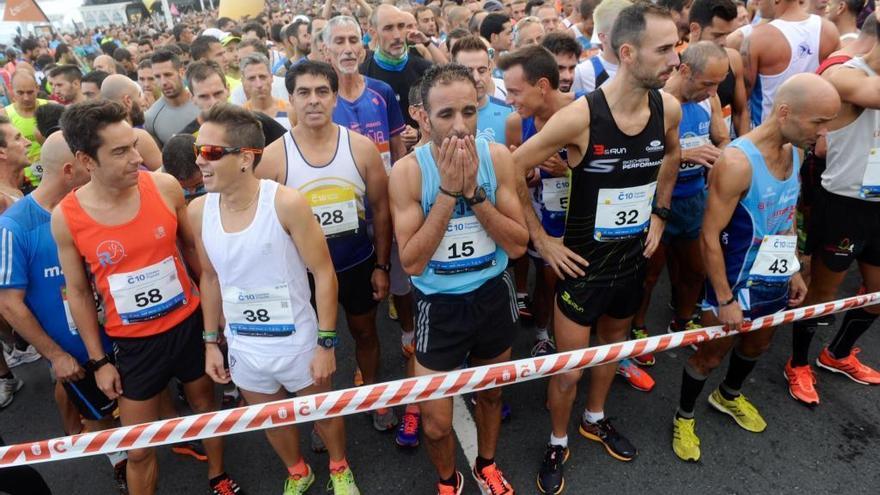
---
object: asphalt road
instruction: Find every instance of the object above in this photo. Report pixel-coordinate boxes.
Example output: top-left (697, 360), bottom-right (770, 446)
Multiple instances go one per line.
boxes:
top-left (2, 269), bottom-right (878, 495)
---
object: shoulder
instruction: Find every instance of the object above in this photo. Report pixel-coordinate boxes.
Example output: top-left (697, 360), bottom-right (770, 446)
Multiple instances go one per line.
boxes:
top-left (181, 119), bottom-right (199, 135)
top-left (660, 91), bottom-right (682, 119)
top-left (725, 47), bottom-right (743, 71)
top-left (487, 96), bottom-right (511, 109)
top-left (150, 170), bottom-right (184, 196)
top-left (365, 76), bottom-right (394, 94)
top-left (186, 194), bottom-right (206, 219)
top-left (389, 152), bottom-right (420, 186)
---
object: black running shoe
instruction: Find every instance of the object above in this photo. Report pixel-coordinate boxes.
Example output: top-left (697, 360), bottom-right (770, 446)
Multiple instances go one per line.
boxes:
top-left (210, 474), bottom-right (243, 495)
top-left (537, 444), bottom-right (569, 494)
top-left (578, 417), bottom-right (637, 461)
top-left (113, 459), bottom-right (128, 495)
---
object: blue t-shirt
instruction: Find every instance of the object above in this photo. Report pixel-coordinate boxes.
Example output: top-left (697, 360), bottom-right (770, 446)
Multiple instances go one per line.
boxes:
top-left (333, 76), bottom-right (406, 172)
top-left (477, 96), bottom-right (513, 145)
top-left (0, 195), bottom-right (111, 364)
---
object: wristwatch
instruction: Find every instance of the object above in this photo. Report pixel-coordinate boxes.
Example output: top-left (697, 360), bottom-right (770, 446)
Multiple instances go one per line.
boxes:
top-left (651, 206), bottom-right (671, 221)
top-left (317, 335), bottom-right (339, 349)
top-left (86, 355), bottom-right (111, 373)
top-left (374, 263), bottom-right (391, 272)
top-left (465, 186), bottom-right (487, 207)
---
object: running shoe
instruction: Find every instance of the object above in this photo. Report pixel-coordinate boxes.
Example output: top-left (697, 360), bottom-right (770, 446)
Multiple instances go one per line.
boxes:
top-left (388, 297), bottom-right (398, 321)
top-left (531, 338), bottom-right (556, 357)
top-left (516, 294), bottom-right (533, 320)
top-left (668, 320), bottom-right (702, 350)
top-left (372, 408), bottom-right (398, 431)
top-left (671, 415), bottom-right (700, 462)
top-left (784, 360), bottom-right (819, 405)
top-left (113, 458), bottom-right (129, 495)
top-left (3, 343), bottom-right (41, 368)
top-left (283, 464), bottom-right (314, 495)
top-left (630, 326), bottom-right (655, 366)
top-left (437, 471), bottom-right (464, 495)
top-left (395, 410), bottom-right (420, 448)
top-left (707, 389), bottom-right (766, 433)
top-left (171, 440), bottom-right (208, 461)
top-left (472, 462), bottom-right (514, 495)
top-left (816, 347), bottom-right (880, 385)
top-left (616, 358), bottom-right (655, 392)
top-left (578, 417), bottom-right (637, 461)
top-left (537, 443), bottom-right (569, 494)
top-left (210, 474), bottom-right (243, 495)
top-left (0, 375), bottom-right (23, 408)
top-left (310, 427), bottom-right (327, 453)
top-left (353, 368), bottom-right (364, 387)
top-left (327, 465), bottom-right (360, 495)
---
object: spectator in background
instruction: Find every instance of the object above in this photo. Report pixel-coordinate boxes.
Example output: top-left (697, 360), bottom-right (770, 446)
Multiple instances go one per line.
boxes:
top-left (47, 65), bottom-right (85, 105)
top-left (161, 133), bottom-right (204, 203)
top-left (137, 59), bottom-right (159, 107)
top-left (92, 54), bottom-right (117, 74)
top-left (80, 70), bottom-right (108, 100)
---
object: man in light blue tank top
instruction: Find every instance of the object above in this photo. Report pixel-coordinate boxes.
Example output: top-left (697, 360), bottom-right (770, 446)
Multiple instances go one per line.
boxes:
top-left (388, 64), bottom-right (528, 494)
top-left (671, 73), bottom-right (840, 463)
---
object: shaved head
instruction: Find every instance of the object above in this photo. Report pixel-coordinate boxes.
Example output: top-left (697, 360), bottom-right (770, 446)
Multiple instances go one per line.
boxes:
top-left (774, 73), bottom-right (840, 117)
top-left (101, 74), bottom-right (140, 101)
top-left (39, 131), bottom-right (75, 176)
top-left (93, 54), bottom-right (117, 74)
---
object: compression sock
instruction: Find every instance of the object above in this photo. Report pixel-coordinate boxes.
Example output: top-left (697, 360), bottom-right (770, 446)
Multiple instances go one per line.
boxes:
top-left (677, 363), bottom-right (707, 418)
top-left (721, 349), bottom-right (759, 399)
top-left (791, 320), bottom-right (818, 367)
top-left (828, 308), bottom-right (878, 359)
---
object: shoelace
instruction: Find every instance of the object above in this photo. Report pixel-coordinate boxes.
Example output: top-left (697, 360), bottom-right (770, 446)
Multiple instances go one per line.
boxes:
top-left (480, 465), bottom-right (510, 495)
top-left (544, 445), bottom-right (565, 471)
top-left (791, 365), bottom-right (816, 387)
top-left (212, 479), bottom-right (238, 495)
top-left (402, 413), bottom-right (419, 435)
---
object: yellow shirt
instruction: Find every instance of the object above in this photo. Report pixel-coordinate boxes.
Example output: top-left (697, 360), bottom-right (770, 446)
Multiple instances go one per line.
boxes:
top-left (5, 99), bottom-right (48, 163)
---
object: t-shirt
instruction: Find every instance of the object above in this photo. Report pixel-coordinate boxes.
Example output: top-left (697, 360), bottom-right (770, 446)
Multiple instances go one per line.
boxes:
top-left (333, 76), bottom-right (405, 172)
top-left (5, 99), bottom-right (47, 163)
top-left (572, 54), bottom-right (618, 94)
top-left (144, 96), bottom-right (201, 147)
top-left (477, 96), bottom-right (513, 145)
top-left (0, 195), bottom-right (112, 364)
top-left (181, 110), bottom-right (288, 145)
top-left (360, 52), bottom-right (433, 128)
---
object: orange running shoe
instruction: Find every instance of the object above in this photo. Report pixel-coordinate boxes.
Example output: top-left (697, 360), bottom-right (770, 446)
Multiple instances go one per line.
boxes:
top-left (616, 358), bottom-right (655, 392)
top-left (472, 463), bottom-right (514, 495)
top-left (784, 360), bottom-right (819, 405)
top-left (817, 347), bottom-right (880, 385)
top-left (437, 471), bottom-right (464, 495)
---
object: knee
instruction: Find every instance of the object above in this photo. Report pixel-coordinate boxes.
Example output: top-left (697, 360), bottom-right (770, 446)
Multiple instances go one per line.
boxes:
top-left (126, 447), bottom-right (155, 465)
top-left (737, 340), bottom-right (771, 359)
top-left (186, 390), bottom-right (216, 413)
top-left (421, 414), bottom-right (453, 441)
top-left (475, 389), bottom-right (502, 408)
top-left (552, 370), bottom-right (583, 392)
top-left (348, 324), bottom-right (379, 345)
top-left (690, 353), bottom-right (724, 375)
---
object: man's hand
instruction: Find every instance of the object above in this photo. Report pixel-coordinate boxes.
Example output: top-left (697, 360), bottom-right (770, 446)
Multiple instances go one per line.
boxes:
top-left (205, 344), bottom-right (230, 384)
top-left (95, 364), bottom-right (123, 400)
top-left (438, 136), bottom-right (464, 193)
top-left (643, 214), bottom-right (665, 258)
top-left (718, 300), bottom-right (744, 331)
top-left (400, 125), bottom-right (419, 150)
top-left (461, 135), bottom-right (479, 195)
top-left (535, 234), bottom-right (589, 279)
top-left (406, 29), bottom-right (430, 45)
top-left (310, 347), bottom-right (336, 386)
top-left (371, 268), bottom-right (390, 301)
top-left (539, 154), bottom-right (568, 177)
top-left (50, 352), bottom-right (85, 382)
top-left (682, 144), bottom-right (723, 168)
top-left (788, 273), bottom-right (808, 307)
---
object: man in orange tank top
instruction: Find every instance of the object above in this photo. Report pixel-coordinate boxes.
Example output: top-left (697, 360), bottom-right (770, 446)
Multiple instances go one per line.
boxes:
top-left (51, 100), bottom-right (243, 495)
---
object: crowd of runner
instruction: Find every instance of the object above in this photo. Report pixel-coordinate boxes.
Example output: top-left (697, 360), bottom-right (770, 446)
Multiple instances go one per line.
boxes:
top-left (0, 0), bottom-right (878, 493)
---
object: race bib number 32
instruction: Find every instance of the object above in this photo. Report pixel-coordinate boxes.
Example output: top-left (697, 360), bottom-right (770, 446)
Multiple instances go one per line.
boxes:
top-left (429, 215), bottom-right (496, 275)
top-left (594, 182), bottom-right (656, 241)
top-left (107, 256), bottom-right (186, 324)
top-left (222, 284), bottom-right (296, 337)
top-left (749, 235), bottom-right (800, 282)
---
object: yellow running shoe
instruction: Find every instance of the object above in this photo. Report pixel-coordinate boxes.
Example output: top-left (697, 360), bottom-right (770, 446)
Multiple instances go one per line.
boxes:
top-left (672, 416), bottom-right (700, 462)
top-left (283, 465), bottom-right (314, 495)
top-left (708, 389), bottom-right (767, 432)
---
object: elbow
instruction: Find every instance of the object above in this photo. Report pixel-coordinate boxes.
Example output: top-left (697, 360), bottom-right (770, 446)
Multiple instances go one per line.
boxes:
top-left (507, 243), bottom-right (527, 260)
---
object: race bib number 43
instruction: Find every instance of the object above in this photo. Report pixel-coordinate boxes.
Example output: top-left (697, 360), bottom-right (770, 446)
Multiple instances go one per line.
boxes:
top-left (222, 284), bottom-right (296, 337)
top-left (307, 187), bottom-right (359, 238)
top-left (594, 182), bottom-right (656, 241)
top-left (429, 215), bottom-right (496, 275)
top-left (107, 256), bottom-right (186, 324)
top-left (749, 235), bottom-right (800, 282)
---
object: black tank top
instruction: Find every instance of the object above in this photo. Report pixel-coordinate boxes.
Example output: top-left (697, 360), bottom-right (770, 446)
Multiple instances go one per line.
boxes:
top-left (718, 66), bottom-right (735, 110)
top-left (564, 89), bottom-right (666, 286)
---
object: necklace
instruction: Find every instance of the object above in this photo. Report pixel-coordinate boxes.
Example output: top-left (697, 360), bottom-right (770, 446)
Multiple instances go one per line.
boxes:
top-left (221, 187), bottom-right (259, 213)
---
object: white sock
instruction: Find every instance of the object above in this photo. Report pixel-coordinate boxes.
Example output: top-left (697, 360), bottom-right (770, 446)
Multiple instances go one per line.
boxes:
top-left (549, 433), bottom-right (568, 448)
top-left (535, 327), bottom-right (549, 341)
top-left (401, 331), bottom-right (415, 346)
top-left (106, 451), bottom-right (127, 466)
top-left (583, 409), bottom-right (604, 424)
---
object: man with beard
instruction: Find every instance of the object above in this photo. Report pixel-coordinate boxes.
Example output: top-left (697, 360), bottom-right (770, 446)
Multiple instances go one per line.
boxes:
top-left (510, 4), bottom-right (682, 492)
top-left (47, 65), bottom-right (85, 105)
top-left (541, 32), bottom-right (583, 93)
top-left (100, 74), bottom-right (163, 171)
top-left (144, 49), bottom-right (200, 147)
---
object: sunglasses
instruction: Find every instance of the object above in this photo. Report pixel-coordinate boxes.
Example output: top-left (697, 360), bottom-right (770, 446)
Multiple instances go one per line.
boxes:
top-left (193, 144), bottom-right (263, 161)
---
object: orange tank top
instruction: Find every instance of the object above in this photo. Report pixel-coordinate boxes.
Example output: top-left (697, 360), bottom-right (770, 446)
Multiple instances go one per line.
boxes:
top-left (59, 171), bottom-right (199, 338)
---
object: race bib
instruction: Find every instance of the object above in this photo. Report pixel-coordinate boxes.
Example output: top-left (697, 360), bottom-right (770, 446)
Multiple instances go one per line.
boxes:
top-left (61, 287), bottom-right (77, 336)
top-left (860, 148), bottom-right (880, 199)
top-left (594, 182), bottom-right (656, 241)
top-left (541, 177), bottom-right (570, 213)
top-left (380, 151), bottom-right (393, 176)
top-left (679, 135), bottom-right (710, 178)
top-left (107, 256), bottom-right (186, 325)
top-left (749, 235), bottom-right (800, 281)
top-left (222, 284), bottom-right (296, 337)
top-left (429, 215), bottom-right (497, 274)
top-left (307, 187), bottom-right (359, 238)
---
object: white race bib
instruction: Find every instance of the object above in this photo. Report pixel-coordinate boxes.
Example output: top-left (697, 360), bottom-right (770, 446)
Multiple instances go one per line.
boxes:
top-left (680, 135), bottom-right (710, 176)
top-left (107, 256), bottom-right (186, 324)
top-left (594, 182), bottom-right (656, 241)
top-left (61, 288), bottom-right (77, 336)
top-left (860, 148), bottom-right (880, 199)
top-left (541, 177), bottom-right (570, 213)
top-left (749, 235), bottom-right (800, 281)
top-left (429, 215), bottom-right (497, 274)
top-left (222, 284), bottom-right (296, 337)
top-left (307, 187), bottom-right (359, 238)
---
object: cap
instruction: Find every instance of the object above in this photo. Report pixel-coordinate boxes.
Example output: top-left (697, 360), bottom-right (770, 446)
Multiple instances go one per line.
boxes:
top-left (201, 28), bottom-right (229, 41)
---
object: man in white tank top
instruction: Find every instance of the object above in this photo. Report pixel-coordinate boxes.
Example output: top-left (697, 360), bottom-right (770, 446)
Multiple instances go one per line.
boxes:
top-left (742, 0), bottom-right (839, 126)
top-left (188, 103), bottom-right (361, 494)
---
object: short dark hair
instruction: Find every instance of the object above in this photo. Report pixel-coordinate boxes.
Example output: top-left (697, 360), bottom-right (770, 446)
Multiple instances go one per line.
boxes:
top-left (191, 35), bottom-right (221, 61)
top-left (162, 133), bottom-right (198, 180)
top-left (238, 38), bottom-right (270, 58)
top-left (113, 47), bottom-right (132, 63)
top-left (137, 58), bottom-right (153, 70)
top-left (137, 37), bottom-right (153, 48)
top-left (420, 64), bottom-right (476, 112)
top-left (445, 28), bottom-right (472, 52)
top-left (217, 17), bottom-right (235, 29)
top-left (48, 64), bottom-right (82, 82)
top-left (172, 23), bottom-right (191, 42)
top-left (151, 48), bottom-right (182, 69)
top-left (526, 0), bottom-right (546, 16)
top-left (451, 35), bottom-right (489, 59)
top-left (81, 70), bottom-right (109, 88)
top-left (579, 0), bottom-right (597, 19)
top-left (285, 60), bottom-right (338, 95)
top-left (480, 13), bottom-right (511, 40)
top-left (657, 0), bottom-right (690, 13)
top-left (843, 0), bottom-right (866, 15)
top-left (408, 79), bottom-right (423, 108)
top-left (541, 31), bottom-right (583, 59)
top-left (36, 103), bottom-right (65, 139)
top-left (60, 100), bottom-right (130, 159)
top-left (270, 23), bottom-right (285, 43)
top-left (242, 21), bottom-right (267, 39)
top-left (610, 2), bottom-right (674, 56)
top-left (688, 0), bottom-right (737, 28)
top-left (285, 20), bottom-right (310, 42)
top-left (185, 60), bottom-right (227, 91)
top-left (20, 38), bottom-right (38, 54)
top-left (201, 103), bottom-right (265, 168)
top-left (497, 45), bottom-right (560, 89)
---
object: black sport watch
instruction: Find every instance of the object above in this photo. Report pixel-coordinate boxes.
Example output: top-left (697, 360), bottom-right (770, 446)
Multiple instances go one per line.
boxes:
top-left (651, 206), bottom-right (671, 220)
top-left (465, 186), bottom-right (487, 207)
top-left (317, 335), bottom-right (339, 349)
top-left (86, 355), bottom-right (111, 373)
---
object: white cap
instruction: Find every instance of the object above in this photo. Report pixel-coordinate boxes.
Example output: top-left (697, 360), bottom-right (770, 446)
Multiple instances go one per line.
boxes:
top-left (201, 28), bottom-right (229, 41)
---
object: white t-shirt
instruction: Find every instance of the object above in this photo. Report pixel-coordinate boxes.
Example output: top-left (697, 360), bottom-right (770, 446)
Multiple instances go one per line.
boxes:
top-left (572, 53), bottom-right (618, 94)
top-left (231, 75), bottom-right (289, 105)
top-left (493, 78), bottom-right (508, 101)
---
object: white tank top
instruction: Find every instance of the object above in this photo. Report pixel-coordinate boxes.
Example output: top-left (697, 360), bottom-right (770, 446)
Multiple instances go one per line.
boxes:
top-left (823, 57), bottom-right (880, 202)
top-left (751, 15), bottom-right (822, 126)
top-left (201, 179), bottom-right (317, 356)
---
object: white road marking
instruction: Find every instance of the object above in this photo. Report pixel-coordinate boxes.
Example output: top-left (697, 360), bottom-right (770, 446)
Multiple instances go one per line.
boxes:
top-left (452, 395), bottom-right (479, 466)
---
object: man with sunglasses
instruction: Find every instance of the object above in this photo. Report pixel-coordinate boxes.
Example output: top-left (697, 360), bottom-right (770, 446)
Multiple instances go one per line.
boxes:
top-left (52, 100), bottom-right (243, 495)
top-left (258, 61), bottom-right (396, 433)
top-left (189, 103), bottom-right (361, 495)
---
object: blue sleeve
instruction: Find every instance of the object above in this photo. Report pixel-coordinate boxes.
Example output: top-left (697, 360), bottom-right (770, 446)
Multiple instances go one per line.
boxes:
top-left (383, 83), bottom-right (406, 136)
top-left (0, 221), bottom-right (29, 289)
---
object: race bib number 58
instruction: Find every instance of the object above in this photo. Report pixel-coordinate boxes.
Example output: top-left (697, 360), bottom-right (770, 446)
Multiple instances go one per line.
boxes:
top-left (107, 256), bottom-right (186, 324)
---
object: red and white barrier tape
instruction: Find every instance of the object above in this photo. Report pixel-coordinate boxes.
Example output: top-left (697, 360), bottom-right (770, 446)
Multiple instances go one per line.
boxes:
top-left (2, 291), bottom-right (878, 467)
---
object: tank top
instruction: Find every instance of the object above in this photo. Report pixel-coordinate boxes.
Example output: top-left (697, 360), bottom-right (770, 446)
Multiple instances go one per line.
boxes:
top-left (749, 15), bottom-right (822, 127)
top-left (58, 171), bottom-right (198, 339)
top-left (566, 89), bottom-right (665, 286)
top-left (201, 180), bottom-right (316, 356)
top-left (675, 99), bottom-right (713, 198)
top-left (412, 138), bottom-right (505, 295)
top-left (823, 57), bottom-right (880, 201)
top-left (717, 66), bottom-right (735, 135)
top-left (713, 137), bottom-right (800, 300)
top-left (282, 126), bottom-right (375, 272)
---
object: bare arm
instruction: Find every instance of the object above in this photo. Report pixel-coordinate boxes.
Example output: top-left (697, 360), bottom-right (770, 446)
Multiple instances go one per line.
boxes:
top-left (740, 30), bottom-right (758, 97)
top-left (654, 93), bottom-right (682, 211)
top-left (355, 134), bottom-right (391, 266)
top-left (726, 48), bottom-right (750, 138)
top-left (830, 67), bottom-right (880, 109)
top-left (709, 94), bottom-right (731, 149)
top-left (154, 172), bottom-right (201, 282)
top-left (254, 138), bottom-right (286, 183)
top-left (468, 144), bottom-right (528, 259)
top-left (135, 128), bottom-right (162, 171)
top-left (819, 19), bottom-right (841, 61)
top-left (186, 197), bottom-right (222, 336)
top-left (511, 98), bottom-right (589, 174)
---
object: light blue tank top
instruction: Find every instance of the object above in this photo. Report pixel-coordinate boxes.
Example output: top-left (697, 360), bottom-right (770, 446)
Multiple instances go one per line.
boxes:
top-left (412, 138), bottom-right (506, 295)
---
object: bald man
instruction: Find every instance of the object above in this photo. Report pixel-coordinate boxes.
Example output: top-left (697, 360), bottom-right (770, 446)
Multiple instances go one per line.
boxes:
top-left (93, 54), bottom-right (118, 75)
top-left (4, 71), bottom-right (47, 163)
top-left (0, 131), bottom-right (128, 490)
top-left (100, 75), bottom-right (162, 171)
top-left (672, 73), bottom-right (840, 462)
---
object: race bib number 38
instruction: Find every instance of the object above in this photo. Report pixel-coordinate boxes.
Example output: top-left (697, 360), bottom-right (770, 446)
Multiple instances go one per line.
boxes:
top-left (429, 215), bottom-right (497, 274)
top-left (307, 187), bottom-right (359, 238)
top-left (222, 284), bottom-right (296, 337)
top-left (594, 182), bottom-right (657, 241)
top-left (749, 235), bottom-right (800, 282)
top-left (107, 256), bottom-right (186, 324)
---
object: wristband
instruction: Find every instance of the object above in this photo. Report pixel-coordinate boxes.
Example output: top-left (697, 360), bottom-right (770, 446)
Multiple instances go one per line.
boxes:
top-left (438, 186), bottom-right (461, 198)
top-left (318, 330), bottom-right (337, 338)
top-left (86, 355), bottom-right (111, 373)
top-left (719, 295), bottom-right (737, 307)
top-left (203, 331), bottom-right (219, 343)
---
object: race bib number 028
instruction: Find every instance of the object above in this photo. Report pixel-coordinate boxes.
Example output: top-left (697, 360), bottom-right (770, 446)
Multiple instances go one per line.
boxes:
top-left (429, 215), bottom-right (496, 275)
top-left (307, 187), bottom-right (359, 238)
top-left (107, 256), bottom-right (186, 324)
top-left (594, 182), bottom-right (656, 241)
top-left (749, 235), bottom-right (800, 282)
top-left (222, 284), bottom-right (296, 337)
